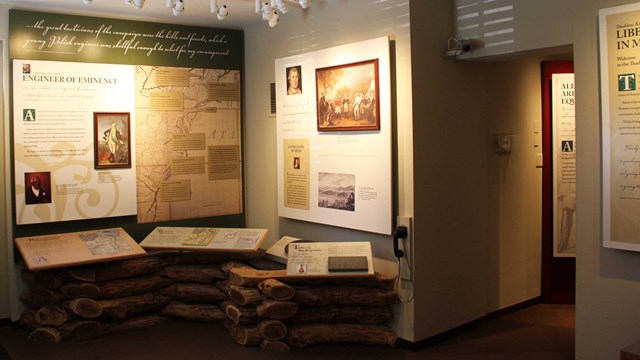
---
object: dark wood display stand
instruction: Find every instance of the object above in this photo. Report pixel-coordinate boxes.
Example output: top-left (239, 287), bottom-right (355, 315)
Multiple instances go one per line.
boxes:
top-left (17, 252), bottom-right (400, 352)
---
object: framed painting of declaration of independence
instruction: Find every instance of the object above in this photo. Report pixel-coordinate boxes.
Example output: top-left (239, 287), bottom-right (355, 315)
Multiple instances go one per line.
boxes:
top-left (315, 59), bottom-right (380, 132)
top-left (93, 112), bottom-right (131, 169)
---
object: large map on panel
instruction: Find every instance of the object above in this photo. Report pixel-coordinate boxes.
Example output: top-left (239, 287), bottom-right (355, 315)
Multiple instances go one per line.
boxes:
top-left (134, 66), bottom-right (242, 223)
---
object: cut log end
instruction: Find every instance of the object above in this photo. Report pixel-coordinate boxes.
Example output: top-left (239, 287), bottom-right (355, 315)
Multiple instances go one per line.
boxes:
top-left (230, 324), bottom-right (263, 346)
top-left (260, 339), bottom-right (290, 352)
top-left (59, 320), bottom-right (101, 342)
top-left (257, 279), bottom-right (295, 301)
top-left (256, 300), bottom-right (298, 320)
top-left (64, 298), bottom-right (103, 319)
top-left (257, 319), bottom-right (287, 340)
top-left (28, 327), bottom-right (63, 343)
top-left (35, 305), bottom-right (70, 327)
top-left (228, 285), bottom-right (263, 306)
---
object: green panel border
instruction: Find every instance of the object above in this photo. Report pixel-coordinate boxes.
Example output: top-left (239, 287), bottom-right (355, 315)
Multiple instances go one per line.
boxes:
top-left (9, 9), bottom-right (243, 69)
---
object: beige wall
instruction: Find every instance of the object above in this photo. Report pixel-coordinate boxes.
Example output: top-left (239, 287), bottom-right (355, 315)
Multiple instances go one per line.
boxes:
top-left (485, 57), bottom-right (546, 309)
top-left (410, 0), bottom-right (492, 338)
top-left (454, 0), bottom-right (574, 60)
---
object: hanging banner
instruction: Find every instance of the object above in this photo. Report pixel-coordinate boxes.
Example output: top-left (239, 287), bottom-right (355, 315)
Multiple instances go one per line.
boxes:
top-left (9, 9), bottom-right (242, 69)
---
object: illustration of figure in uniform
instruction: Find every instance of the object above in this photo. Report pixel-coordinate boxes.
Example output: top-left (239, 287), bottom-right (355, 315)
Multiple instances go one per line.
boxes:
top-left (103, 123), bottom-right (124, 163)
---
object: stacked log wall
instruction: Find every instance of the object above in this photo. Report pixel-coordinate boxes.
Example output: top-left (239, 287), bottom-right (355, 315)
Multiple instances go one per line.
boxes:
top-left (18, 256), bottom-right (174, 342)
top-left (225, 267), bottom-right (400, 351)
top-left (18, 254), bottom-right (400, 351)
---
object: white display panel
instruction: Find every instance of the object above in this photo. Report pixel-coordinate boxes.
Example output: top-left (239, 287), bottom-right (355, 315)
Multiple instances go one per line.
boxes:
top-left (600, 3), bottom-right (640, 252)
top-left (12, 59), bottom-right (137, 224)
top-left (552, 73), bottom-right (576, 257)
top-left (275, 37), bottom-right (392, 235)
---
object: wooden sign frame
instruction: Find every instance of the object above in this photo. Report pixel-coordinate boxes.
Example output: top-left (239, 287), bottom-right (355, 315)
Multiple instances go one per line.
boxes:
top-left (15, 227), bottom-right (146, 271)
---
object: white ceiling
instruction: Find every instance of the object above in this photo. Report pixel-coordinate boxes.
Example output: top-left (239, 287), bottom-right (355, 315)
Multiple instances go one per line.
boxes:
top-left (0, 0), bottom-right (298, 30)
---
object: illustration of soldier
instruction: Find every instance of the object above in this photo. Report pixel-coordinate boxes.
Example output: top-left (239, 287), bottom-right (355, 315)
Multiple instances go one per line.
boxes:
top-left (103, 122), bottom-right (127, 164)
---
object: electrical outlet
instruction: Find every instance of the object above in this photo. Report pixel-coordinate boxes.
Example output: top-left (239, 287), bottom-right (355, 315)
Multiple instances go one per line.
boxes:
top-left (397, 216), bottom-right (412, 280)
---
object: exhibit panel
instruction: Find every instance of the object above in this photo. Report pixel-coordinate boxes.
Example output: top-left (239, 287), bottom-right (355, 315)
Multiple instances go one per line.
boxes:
top-left (15, 227), bottom-right (146, 271)
top-left (552, 73), bottom-right (576, 257)
top-left (8, 10), bottom-right (245, 233)
top-left (13, 59), bottom-right (137, 224)
top-left (140, 226), bottom-right (267, 252)
top-left (600, 3), bottom-right (640, 252)
top-left (133, 65), bottom-right (243, 224)
top-left (275, 37), bottom-right (393, 235)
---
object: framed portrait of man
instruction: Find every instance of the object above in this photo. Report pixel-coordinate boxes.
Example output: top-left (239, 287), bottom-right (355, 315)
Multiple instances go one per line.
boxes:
top-left (24, 171), bottom-right (52, 205)
top-left (93, 112), bottom-right (131, 169)
top-left (286, 65), bottom-right (303, 95)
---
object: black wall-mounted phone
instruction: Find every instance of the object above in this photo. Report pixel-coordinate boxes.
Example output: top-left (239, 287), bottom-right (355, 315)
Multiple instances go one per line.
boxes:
top-left (393, 225), bottom-right (408, 258)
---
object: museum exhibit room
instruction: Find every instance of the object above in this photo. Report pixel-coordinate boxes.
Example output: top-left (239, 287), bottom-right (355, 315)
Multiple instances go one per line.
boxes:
top-left (1, 0), bottom-right (640, 359)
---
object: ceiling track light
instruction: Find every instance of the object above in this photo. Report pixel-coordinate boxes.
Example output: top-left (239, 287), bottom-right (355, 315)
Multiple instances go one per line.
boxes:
top-left (211, 0), bottom-right (228, 20)
top-left (217, 5), bottom-right (228, 20)
top-left (261, 1), bottom-right (271, 21)
top-left (274, 0), bottom-right (287, 14)
top-left (82, 0), bottom-right (311, 27)
top-left (268, 9), bottom-right (279, 27)
top-left (172, 0), bottom-right (184, 16)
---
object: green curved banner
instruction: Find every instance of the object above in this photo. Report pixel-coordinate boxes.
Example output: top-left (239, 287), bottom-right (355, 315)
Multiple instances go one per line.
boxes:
top-left (9, 9), bottom-right (243, 69)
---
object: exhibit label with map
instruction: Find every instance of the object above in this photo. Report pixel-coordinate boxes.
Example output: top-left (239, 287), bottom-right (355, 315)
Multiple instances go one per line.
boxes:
top-left (140, 227), bottom-right (268, 252)
top-left (15, 227), bottom-right (146, 271)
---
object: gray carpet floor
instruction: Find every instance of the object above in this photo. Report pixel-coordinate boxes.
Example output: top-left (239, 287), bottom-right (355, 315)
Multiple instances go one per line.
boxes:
top-left (0, 303), bottom-right (574, 360)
